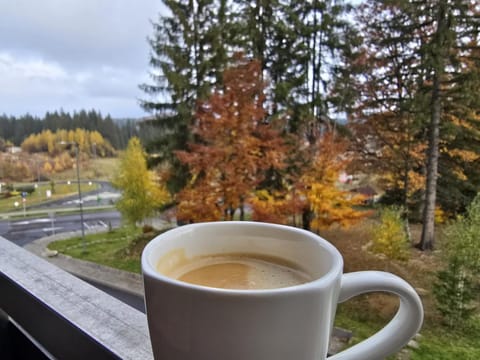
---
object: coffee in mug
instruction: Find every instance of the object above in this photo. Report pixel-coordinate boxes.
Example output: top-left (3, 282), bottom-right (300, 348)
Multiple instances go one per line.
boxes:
top-left (157, 251), bottom-right (312, 290)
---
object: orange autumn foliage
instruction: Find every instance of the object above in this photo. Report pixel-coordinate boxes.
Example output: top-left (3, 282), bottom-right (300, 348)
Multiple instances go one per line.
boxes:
top-left (176, 55), bottom-right (288, 222)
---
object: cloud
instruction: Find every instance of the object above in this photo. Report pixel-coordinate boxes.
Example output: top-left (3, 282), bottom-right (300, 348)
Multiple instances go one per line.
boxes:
top-left (0, 51), bottom-right (148, 118)
top-left (0, 53), bottom-right (66, 80)
top-left (0, 0), bottom-right (163, 118)
top-left (0, 0), bottom-right (160, 68)
top-left (0, 52), bottom-right (70, 96)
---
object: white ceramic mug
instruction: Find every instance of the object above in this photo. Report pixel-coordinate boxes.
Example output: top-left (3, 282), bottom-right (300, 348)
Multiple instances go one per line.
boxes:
top-left (142, 221), bottom-right (423, 360)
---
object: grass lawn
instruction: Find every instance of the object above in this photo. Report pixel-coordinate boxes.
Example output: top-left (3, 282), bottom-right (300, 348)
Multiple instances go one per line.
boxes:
top-left (48, 222), bottom-right (480, 359)
top-left (48, 226), bottom-right (170, 273)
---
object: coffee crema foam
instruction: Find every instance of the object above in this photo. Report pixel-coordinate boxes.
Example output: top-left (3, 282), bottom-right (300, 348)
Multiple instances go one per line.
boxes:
top-left (157, 250), bottom-right (312, 290)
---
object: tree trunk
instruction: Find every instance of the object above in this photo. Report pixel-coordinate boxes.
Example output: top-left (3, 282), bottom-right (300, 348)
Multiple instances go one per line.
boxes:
top-left (302, 207), bottom-right (313, 231)
top-left (418, 71), bottom-right (441, 250)
top-left (417, 3), bottom-right (447, 251)
top-left (402, 157), bottom-right (412, 243)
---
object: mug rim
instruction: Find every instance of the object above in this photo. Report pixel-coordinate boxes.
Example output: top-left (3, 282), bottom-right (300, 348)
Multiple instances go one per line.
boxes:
top-left (141, 221), bottom-right (343, 294)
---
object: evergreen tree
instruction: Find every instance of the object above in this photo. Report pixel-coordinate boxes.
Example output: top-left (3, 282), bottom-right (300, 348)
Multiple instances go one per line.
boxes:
top-left (433, 193), bottom-right (480, 327)
top-left (290, 0), bottom-right (355, 133)
top-left (348, 0), bottom-right (428, 228)
top-left (140, 0), bottom-right (231, 192)
top-left (232, 0), bottom-right (355, 132)
top-left (140, 1), bottom-right (356, 178)
top-left (0, 110), bottom-right (134, 149)
top-left (415, 0), bottom-right (480, 250)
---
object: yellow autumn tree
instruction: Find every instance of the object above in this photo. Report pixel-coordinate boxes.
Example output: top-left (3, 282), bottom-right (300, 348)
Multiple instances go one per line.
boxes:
top-left (21, 129), bottom-right (115, 157)
top-left (43, 161), bottom-right (53, 174)
top-left (370, 206), bottom-right (410, 261)
top-left (113, 137), bottom-right (170, 226)
top-left (298, 132), bottom-right (369, 230)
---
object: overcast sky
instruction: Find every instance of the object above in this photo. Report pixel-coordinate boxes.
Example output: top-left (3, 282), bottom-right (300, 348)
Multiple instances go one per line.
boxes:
top-left (0, 0), bottom-right (164, 119)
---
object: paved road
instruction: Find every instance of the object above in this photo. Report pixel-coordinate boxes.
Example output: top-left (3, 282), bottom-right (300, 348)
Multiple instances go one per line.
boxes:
top-left (28, 180), bottom-right (120, 210)
top-left (0, 211), bottom-right (122, 247)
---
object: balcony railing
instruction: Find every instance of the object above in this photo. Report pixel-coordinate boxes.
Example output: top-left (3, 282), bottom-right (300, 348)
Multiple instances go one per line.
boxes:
top-left (0, 237), bottom-right (153, 359)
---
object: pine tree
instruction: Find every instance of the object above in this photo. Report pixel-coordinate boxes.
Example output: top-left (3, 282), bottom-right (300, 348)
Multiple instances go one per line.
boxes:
top-left (348, 0), bottom-right (428, 228)
top-left (433, 193), bottom-right (480, 327)
top-left (415, 0), bottom-right (480, 250)
top-left (139, 0), bottom-right (231, 192)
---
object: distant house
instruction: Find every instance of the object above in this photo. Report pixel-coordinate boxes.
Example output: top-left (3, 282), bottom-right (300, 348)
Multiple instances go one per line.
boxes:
top-left (6, 146), bottom-right (21, 154)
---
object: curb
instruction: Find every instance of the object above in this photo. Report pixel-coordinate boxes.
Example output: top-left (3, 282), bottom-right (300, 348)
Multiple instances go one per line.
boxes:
top-left (24, 231), bottom-right (144, 298)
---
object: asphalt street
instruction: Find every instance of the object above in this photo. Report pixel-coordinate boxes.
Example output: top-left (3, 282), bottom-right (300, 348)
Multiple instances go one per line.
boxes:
top-left (0, 211), bottom-right (122, 247)
top-left (27, 180), bottom-right (119, 210)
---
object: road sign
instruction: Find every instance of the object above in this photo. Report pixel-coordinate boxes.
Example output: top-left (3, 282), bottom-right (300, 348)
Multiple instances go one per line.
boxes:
top-left (21, 192), bottom-right (27, 198)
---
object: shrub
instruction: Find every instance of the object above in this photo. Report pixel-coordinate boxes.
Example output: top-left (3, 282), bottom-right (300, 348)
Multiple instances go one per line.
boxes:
top-left (433, 194), bottom-right (480, 327)
top-left (433, 259), bottom-right (476, 327)
top-left (15, 184), bottom-right (36, 194)
top-left (370, 206), bottom-right (409, 261)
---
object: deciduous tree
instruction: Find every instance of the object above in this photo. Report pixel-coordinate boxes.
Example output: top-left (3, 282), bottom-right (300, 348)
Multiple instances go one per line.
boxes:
top-left (176, 56), bottom-right (288, 222)
top-left (112, 137), bottom-right (170, 226)
top-left (296, 131), bottom-right (368, 231)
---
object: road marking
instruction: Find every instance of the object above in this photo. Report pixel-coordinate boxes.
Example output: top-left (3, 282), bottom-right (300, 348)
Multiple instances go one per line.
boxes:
top-left (12, 219), bottom-right (51, 226)
top-left (42, 227), bottom-right (63, 232)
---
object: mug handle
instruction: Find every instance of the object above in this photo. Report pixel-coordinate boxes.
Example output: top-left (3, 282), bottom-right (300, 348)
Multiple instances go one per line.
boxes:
top-left (328, 271), bottom-right (423, 360)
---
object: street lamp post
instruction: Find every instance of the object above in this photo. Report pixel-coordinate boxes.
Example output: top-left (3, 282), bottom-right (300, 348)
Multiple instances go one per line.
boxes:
top-left (60, 141), bottom-right (86, 253)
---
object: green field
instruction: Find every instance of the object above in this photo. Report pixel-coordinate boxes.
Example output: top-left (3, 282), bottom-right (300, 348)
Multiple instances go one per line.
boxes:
top-left (48, 226), bottom-right (154, 273)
